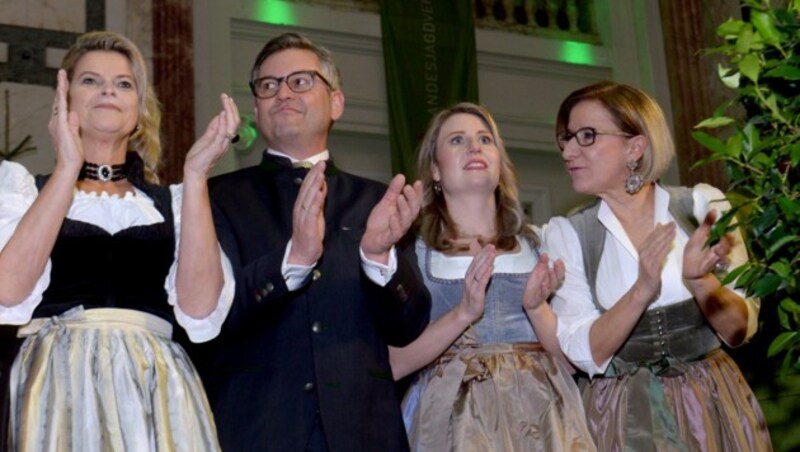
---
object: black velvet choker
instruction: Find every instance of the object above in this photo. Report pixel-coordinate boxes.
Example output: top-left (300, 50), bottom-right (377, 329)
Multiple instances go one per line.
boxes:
top-left (79, 161), bottom-right (127, 182)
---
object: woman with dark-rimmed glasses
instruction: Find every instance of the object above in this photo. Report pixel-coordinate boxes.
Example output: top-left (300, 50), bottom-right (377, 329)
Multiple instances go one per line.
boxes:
top-left (546, 81), bottom-right (772, 451)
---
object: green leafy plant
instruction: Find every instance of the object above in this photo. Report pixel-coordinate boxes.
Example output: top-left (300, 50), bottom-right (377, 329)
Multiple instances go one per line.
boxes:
top-left (0, 89), bottom-right (36, 162)
top-left (693, 0), bottom-right (799, 375)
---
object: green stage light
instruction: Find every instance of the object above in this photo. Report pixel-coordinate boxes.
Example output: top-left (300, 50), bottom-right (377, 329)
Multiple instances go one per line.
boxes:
top-left (560, 41), bottom-right (595, 66)
top-left (255, 0), bottom-right (296, 25)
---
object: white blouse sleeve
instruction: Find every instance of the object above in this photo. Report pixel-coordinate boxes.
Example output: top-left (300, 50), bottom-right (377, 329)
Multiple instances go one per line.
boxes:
top-left (542, 217), bottom-right (612, 376)
top-left (0, 161), bottom-right (51, 324)
top-left (164, 184), bottom-right (235, 343)
top-left (692, 183), bottom-right (760, 344)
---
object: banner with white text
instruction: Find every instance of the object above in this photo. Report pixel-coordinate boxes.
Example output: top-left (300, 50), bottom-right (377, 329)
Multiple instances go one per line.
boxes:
top-left (379, 0), bottom-right (479, 178)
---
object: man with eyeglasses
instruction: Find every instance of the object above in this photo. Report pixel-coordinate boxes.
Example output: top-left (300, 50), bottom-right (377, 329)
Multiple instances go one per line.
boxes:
top-left (189, 33), bottom-right (430, 452)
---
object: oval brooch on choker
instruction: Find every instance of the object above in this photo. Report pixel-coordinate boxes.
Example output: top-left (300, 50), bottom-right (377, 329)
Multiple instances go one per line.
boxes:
top-left (80, 162), bottom-right (127, 182)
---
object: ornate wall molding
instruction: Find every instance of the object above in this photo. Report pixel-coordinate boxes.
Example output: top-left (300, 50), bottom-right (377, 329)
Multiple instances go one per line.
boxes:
top-left (283, 0), bottom-right (600, 43)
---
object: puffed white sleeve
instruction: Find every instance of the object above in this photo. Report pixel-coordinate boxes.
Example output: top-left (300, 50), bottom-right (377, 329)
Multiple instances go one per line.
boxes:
top-left (164, 184), bottom-right (235, 343)
top-left (543, 216), bottom-right (612, 376)
top-left (0, 161), bottom-right (51, 324)
top-left (692, 183), bottom-right (760, 343)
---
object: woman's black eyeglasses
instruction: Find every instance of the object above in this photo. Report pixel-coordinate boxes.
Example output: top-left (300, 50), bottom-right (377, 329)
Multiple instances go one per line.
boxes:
top-left (557, 127), bottom-right (634, 150)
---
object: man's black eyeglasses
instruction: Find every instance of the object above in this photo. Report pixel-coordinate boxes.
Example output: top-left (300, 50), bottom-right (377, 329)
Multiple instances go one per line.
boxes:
top-left (249, 70), bottom-right (333, 99)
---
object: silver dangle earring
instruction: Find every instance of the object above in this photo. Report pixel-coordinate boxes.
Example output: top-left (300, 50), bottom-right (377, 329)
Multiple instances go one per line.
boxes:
top-left (433, 181), bottom-right (442, 196)
top-left (624, 160), bottom-right (643, 194)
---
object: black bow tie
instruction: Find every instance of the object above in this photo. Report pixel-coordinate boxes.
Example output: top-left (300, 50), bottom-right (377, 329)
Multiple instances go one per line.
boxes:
top-left (259, 152), bottom-right (338, 175)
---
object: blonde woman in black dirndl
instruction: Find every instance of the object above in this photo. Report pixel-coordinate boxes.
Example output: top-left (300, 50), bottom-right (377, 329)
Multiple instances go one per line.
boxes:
top-left (545, 81), bottom-right (772, 451)
top-left (0, 31), bottom-right (239, 451)
top-left (392, 103), bottom-right (595, 451)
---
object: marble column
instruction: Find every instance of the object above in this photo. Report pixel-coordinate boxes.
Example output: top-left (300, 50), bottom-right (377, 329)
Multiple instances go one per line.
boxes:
top-left (152, 0), bottom-right (194, 184)
top-left (658, 0), bottom-right (740, 189)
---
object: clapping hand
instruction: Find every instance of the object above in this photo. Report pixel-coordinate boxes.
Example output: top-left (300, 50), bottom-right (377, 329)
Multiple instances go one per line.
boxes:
top-left (288, 161), bottom-right (328, 266)
top-left (48, 69), bottom-right (84, 175)
top-left (522, 253), bottom-right (565, 311)
top-left (683, 211), bottom-right (734, 280)
top-left (360, 175), bottom-right (423, 265)
top-left (633, 222), bottom-right (677, 303)
top-left (456, 245), bottom-right (496, 324)
top-left (184, 93), bottom-right (240, 180)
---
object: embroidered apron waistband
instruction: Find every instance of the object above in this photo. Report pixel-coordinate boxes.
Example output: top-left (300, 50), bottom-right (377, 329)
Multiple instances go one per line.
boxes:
top-left (17, 307), bottom-right (173, 338)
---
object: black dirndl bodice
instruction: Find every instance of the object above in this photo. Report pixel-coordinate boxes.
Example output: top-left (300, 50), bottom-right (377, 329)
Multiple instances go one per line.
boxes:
top-left (32, 164), bottom-right (176, 324)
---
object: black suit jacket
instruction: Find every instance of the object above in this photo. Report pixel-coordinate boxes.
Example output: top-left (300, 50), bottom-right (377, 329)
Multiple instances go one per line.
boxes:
top-left (190, 153), bottom-right (430, 452)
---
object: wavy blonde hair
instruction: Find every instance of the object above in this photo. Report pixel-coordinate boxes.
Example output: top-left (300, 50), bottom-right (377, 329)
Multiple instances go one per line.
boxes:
top-left (61, 31), bottom-right (162, 183)
top-left (555, 81), bottom-right (675, 184)
top-left (416, 102), bottom-right (538, 252)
